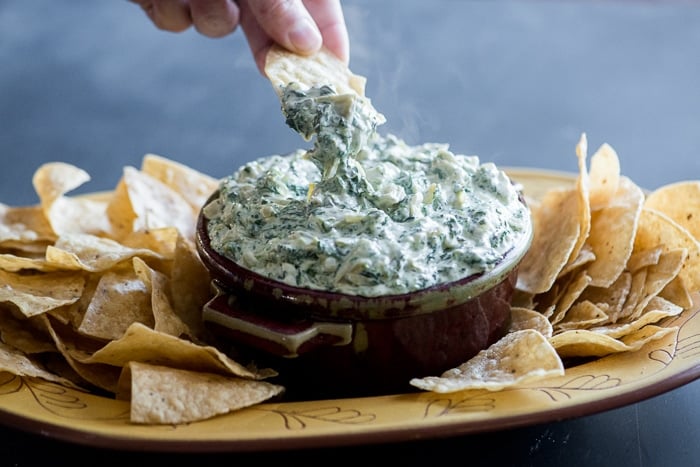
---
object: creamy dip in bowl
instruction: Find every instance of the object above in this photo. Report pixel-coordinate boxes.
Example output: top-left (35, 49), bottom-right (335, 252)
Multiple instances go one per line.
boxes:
top-left (196, 77), bottom-right (532, 398)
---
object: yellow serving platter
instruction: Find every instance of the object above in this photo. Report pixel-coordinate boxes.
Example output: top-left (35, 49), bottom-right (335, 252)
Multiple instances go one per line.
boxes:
top-left (1, 169), bottom-right (698, 452)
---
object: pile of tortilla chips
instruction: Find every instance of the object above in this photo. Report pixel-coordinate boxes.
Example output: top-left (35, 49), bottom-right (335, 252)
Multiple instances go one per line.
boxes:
top-left (0, 154), bottom-right (283, 424)
top-left (411, 134), bottom-right (699, 393)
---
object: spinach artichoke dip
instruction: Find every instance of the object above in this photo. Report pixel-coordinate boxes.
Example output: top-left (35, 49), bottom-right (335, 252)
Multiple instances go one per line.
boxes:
top-left (204, 83), bottom-right (530, 297)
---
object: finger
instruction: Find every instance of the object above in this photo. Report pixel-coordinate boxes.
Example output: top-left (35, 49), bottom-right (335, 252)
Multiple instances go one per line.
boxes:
top-left (237, 0), bottom-right (274, 74)
top-left (246, 0), bottom-right (322, 56)
top-left (147, 0), bottom-right (192, 33)
top-left (130, 0), bottom-right (157, 23)
top-left (303, 0), bottom-right (348, 63)
top-left (188, 0), bottom-right (240, 38)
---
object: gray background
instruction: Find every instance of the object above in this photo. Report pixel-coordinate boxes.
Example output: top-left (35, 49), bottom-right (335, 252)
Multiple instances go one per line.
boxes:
top-left (2, 1), bottom-right (699, 205)
top-left (1, 1), bottom-right (700, 466)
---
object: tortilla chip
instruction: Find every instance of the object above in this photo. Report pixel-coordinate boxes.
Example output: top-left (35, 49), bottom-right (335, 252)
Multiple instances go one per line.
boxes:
top-left (0, 341), bottom-right (77, 387)
top-left (120, 361), bottom-right (284, 424)
top-left (132, 257), bottom-right (192, 339)
top-left (140, 154), bottom-right (220, 212)
top-left (78, 322), bottom-right (274, 380)
top-left (590, 296), bottom-right (683, 338)
top-left (634, 208), bottom-right (700, 292)
top-left (613, 269), bottom-right (641, 320)
top-left (39, 314), bottom-right (121, 392)
top-left (549, 324), bottom-right (677, 358)
top-left (585, 177), bottom-right (643, 287)
top-left (265, 44), bottom-right (367, 97)
top-left (627, 248), bottom-right (687, 321)
top-left (167, 235), bottom-right (211, 338)
top-left (0, 270), bottom-right (85, 317)
top-left (0, 204), bottom-right (55, 244)
top-left (263, 44), bottom-right (385, 129)
top-left (516, 188), bottom-right (581, 294)
top-left (577, 272), bottom-right (632, 324)
top-left (554, 300), bottom-right (609, 332)
top-left (0, 253), bottom-right (58, 272)
top-left (588, 143), bottom-right (621, 210)
top-left (565, 133), bottom-right (592, 268)
top-left (549, 270), bottom-right (592, 325)
top-left (120, 227), bottom-right (179, 260)
top-left (659, 276), bottom-right (694, 310)
top-left (32, 162), bottom-right (111, 236)
top-left (107, 167), bottom-right (197, 241)
top-left (409, 330), bottom-right (564, 393)
top-left (644, 180), bottom-right (700, 241)
top-left (77, 265), bottom-right (153, 340)
top-left (558, 244), bottom-right (596, 278)
top-left (45, 233), bottom-right (165, 272)
top-left (0, 308), bottom-right (56, 354)
top-left (627, 246), bottom-right (663, 273)
top-left (509, 307), bottom-right (553, 338)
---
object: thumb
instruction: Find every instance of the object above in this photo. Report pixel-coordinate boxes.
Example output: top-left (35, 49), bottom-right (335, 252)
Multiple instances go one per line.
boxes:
top-left (246, 0), bottom-right (323, 55)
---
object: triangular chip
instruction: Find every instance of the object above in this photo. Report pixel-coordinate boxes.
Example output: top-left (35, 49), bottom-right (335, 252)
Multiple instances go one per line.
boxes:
top-left (0, 341), bottom-right (77, 387)
top-left (634, 209), bottom-right (700, 292)
top-left (644, 180), bottom-right (700, 241)
top-left (77, 265), bottom-right (153, 340)
top-left (263, 44), bottom-right (385, 128)
top-left (585, 177), bottom-right (643, 287)
top-left (0, 270), bottom-right (85, 317)
top-left (107, 167), bottom-right (197, 241)
top-left (32, 162), bottom-right (111, 236)
top-left (78, 322), bottom-right (274, 380)
top-left (409, 330), bottom-right (564, 393)
top-left (132, 257), bottom-right (192, 339)
top-left (140, 154), bottom-right (220, 212)
top-left (45, 233), bottom-right (165, 272)
top-left (517, 188), bottom-right (581, 294)
top-left (565, 133), bottom-right (591, 268)
top-left (549, 324), bottom-right (677, 358)
top-left (0, 204), bottom-right (55, 244)
top-left (120, 361), bottom-right (284, 424)
top-left (588, 143), bottom-right (620, 210)
top-left (509, 307), bottom-right (553, 338)
top-left (265, 44), bottom-right (367, 97)
top-left (554, 300), bottom-right (609, 332)
top-left (590, 296), bottom-right (683, 338)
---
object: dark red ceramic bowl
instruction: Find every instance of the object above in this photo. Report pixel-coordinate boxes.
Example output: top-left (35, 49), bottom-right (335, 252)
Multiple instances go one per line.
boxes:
top-left (196, 192), bottom-right (533, 399)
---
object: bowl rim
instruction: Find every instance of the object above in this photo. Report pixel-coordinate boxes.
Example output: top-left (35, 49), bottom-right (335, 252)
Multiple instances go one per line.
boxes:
top-left (196, 190), bottom-right (533, 320)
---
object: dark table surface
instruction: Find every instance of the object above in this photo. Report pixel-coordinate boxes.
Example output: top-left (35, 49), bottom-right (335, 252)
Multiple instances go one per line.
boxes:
top-left (1, 1), bottom-right (700, 465)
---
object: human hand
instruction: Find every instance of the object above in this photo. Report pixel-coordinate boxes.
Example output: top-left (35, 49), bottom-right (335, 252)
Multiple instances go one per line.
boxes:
top-left (129, 0), bottom-right (349, 74)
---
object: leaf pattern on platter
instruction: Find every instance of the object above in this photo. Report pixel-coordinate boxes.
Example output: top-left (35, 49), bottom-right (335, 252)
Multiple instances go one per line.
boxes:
top-left (419, 374), bottom-right (623, 418)
top-left (664, 306), bottom-right (700, 356)
top-left (25, 378), bottom-right (89, 413)
top-left (0, 373), bottom-right (129, 421)
top-left (262, 405), bottom-right (376, 430)
top-left (649, 306), bottom-right (699, 364)
top-left (535, 374), bottom-right (622, 402)
top-left (421, 394), bottom-right (496, 418)
top-left (648, 348), bottom-right (674, 366)
top-left (0, 373), bottom-right (23, 395)
top-left (676, 332), bottom-right (700, 360)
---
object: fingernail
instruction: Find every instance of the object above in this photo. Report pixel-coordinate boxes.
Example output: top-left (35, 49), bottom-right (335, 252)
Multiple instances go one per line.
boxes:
top-left (288, 19), bottom-right (322, 53)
